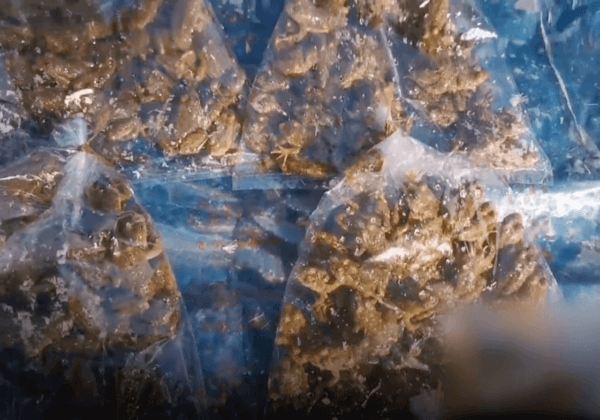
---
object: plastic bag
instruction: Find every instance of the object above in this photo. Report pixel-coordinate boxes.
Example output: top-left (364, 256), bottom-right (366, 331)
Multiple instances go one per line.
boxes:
top-left (207, 0), bottom-right (285, 80)
top-left (230, 187), bottom-right (324, 418)
top-left (132, 175), bottom-right (324, 416)
top-left (133, 176), bottom-right (245, 413)
top-left (495, 180), bottom-right (600, 301)
top-left (492, 0), bottom-right (600, 181)
top-left (0, 149), bottom-right (207, 418)
top-left (0, 53), bottom-right (22, 135)
top-left (0, 0), bottom-right (247, 179)
top-left (267, 131), bottom-right (557, 418)
top-left (237, 0), bottom-right (409, 185)
top-left (381, 0), bottom-right (552, 184)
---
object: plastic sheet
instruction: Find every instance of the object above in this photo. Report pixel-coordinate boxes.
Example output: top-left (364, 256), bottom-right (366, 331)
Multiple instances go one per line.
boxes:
top-left (382, 0), bottom-right (552, 184)
top-left (237, 0), bottom-right (408, 184)
top-left (133, 176), bottom-right (244, 414)
top-left (267, 132), bottom-right (557, 418)
top-left (0, 149), bottom-right (206, 418)
top-left (0, 0), bottom-right (247, 179)
top-left (132, 175), bottom-right (324, 416)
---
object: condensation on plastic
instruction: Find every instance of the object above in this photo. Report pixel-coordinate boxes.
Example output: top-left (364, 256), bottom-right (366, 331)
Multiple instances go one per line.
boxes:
top-left (236, 0), bottom-right (408, 188)
top-left (0, 149), bottom-right (207, 418)
top-left (132, 174), bottom-right (324, 416)
top-left (0, 0), bottom-right (248, 181)
top-left (267, 131), bottom-right (558, 418)
top-left (383, 0), bottom-right (553, 185)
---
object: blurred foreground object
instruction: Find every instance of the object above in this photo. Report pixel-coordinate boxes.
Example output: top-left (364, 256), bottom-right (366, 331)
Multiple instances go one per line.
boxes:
top-left (439, 302), bottom-right (600, 419)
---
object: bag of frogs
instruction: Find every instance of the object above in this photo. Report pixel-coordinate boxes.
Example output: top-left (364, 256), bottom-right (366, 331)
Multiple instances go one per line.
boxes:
top-left (236, 0), bottom-right (410, 189)
top-left (0, 0), bottom-right (247, 181)
top-left (381, 0), bottom-right (552, 184)
top-left (0, 149), bottom-right (207, 418)
top-left (267, 130), bottom-right (558, 419)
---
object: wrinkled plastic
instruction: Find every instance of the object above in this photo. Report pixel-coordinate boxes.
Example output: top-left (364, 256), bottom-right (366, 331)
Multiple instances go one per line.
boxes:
top-left (496, 180), bottom-right (600, 301)
top-left (0, 53), bottom-right (21, 135)
top-left (132, 175), bottom-right (324, 416)
top-left (0, 149), bottom-right (206, 418)
top-left (237, 0), bottom-right (408, 185)
top-left (382, 0), bottom-right (552, 184)
top-left (0, 0), bottom-right (247, 179)
top-left (207, 0), bottom-right (284, 80)
top-left (133, 176), bottom-right (244, 413)
top-left (267, 132), bottom-right (557, 418)
top-left (488, 0), bottom-right (600, 181)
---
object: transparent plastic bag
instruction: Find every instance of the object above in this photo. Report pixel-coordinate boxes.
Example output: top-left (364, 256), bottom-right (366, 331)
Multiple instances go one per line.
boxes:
top-left (237, 0), bottom-right (409, 185)
top-left (0, 149), bottom-right (207, 418)
top-left (230, 187), bottom-right (325, 418)
top-left (267, 132), bottom-right (557, 418)
top-left (133, 176), bottom-right (245, 413)
top-left (382, 0), bottom-right (552, 184)
top-left (132, 175), bottom-right (324, 416)
top-left (496, 0), bottom-right (600, 181)
top-left (0, 0), bottom-right (247, 179)
top-left (496, 180), bottom-right (600, 301)
top-left (207, 0), bottom-right (285, 80)
top-left (0, 53), bottom-right (22, 135)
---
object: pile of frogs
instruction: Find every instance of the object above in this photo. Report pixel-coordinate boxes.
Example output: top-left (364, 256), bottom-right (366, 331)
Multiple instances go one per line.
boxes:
top-left (0, 0), bottom-right (599, 419)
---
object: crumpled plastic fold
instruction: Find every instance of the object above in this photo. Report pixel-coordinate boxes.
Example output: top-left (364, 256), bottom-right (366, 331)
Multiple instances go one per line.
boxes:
top-left (496, 180), bottom-right (600, 301)
top-left (497, 0), bottom-right (600, 181)
top-left (132, 174), bottom-right (324, 416)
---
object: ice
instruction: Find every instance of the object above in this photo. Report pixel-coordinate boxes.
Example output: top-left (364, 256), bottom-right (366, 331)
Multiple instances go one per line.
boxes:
top-left (0, 150), bottom-right (206, 418)
top-left (268, 132), bottom-right (557, 418)
top-left (383, 0), bottom-right (552, 184)
top-left (237, 0), bottom-right (406, 184)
